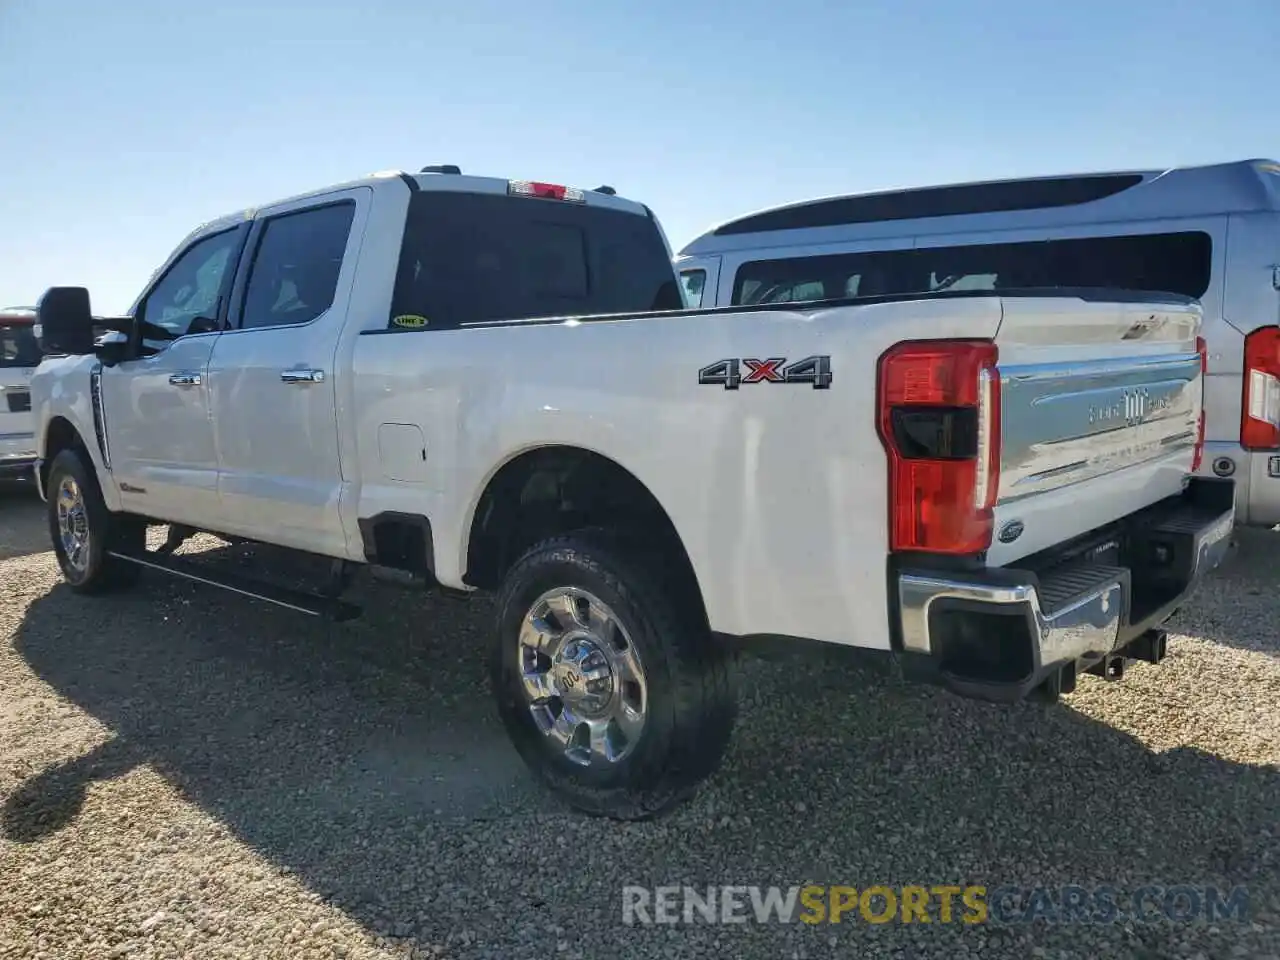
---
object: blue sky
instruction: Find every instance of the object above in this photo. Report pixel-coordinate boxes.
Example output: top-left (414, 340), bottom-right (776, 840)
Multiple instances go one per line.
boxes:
top-left (1, 0), bottom-right (1276, 314)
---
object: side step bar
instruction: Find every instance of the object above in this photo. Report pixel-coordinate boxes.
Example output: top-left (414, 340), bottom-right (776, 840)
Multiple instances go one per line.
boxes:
top-left (107, 549), bottom-right (362, 622)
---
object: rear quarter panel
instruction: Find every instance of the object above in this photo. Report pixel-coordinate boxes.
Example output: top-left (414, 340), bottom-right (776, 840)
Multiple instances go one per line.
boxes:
top-left (1204, 210), bottom-right (1280, 525)
top-left (1210, 210), bottom-right (1280, 438)
top-left (352, 296), bottom-right (1004, 650)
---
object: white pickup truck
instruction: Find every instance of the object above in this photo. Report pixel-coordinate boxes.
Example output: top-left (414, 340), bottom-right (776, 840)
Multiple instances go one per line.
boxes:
top-left (28, 166), bottom-right (1235, 819)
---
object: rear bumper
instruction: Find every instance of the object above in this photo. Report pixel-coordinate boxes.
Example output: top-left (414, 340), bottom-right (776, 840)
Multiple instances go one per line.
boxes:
top-left (895, 476), bottom-right (1235, 702)
top-left (0, 432), bottom-right (36, 480)
top-left (1198, 441), bottom-right (1280, 528)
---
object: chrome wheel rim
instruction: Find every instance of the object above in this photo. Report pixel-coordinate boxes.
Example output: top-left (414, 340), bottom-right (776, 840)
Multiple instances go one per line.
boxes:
top-left (518, 587), bottom-right (647, 767)
top-left (56, 476), bottom-right (91, 574)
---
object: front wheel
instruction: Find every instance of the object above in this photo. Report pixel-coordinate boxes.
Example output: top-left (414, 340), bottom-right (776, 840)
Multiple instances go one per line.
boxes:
top-left (46, 448), bottom-right (145, 593)
top-left (491, 532), bottom-right (737, 820)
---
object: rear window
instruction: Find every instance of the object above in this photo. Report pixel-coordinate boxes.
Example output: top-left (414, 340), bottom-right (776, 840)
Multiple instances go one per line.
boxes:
top-left (389, 192), bottom-right (681, 330)
top-left (1, 321), bottom-right (40, 368)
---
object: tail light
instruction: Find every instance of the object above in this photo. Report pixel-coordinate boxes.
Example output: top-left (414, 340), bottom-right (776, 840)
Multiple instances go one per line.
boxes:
top-left (1192, 335), bottom-right (1207, 472)
top-left (877, 340), bottom-right (1000, 554)
top-left (1240, 326), bottom-right (1280, 451)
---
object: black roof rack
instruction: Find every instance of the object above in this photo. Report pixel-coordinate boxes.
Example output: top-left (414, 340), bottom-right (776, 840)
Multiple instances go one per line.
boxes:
top-left (713, 173), bottom-right (1145, 236)
top-left (420, 164), bottom-right (461, 175)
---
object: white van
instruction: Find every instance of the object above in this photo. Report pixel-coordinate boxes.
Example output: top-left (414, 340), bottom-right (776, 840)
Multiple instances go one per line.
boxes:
top-left (675, 158), bottom-right (1280, 528)
top-left (0, 306), bottom-right (40, 481)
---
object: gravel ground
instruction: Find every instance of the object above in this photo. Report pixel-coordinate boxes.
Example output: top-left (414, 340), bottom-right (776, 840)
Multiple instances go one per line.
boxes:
top-left (1, 480), bottom-right (1277, 959)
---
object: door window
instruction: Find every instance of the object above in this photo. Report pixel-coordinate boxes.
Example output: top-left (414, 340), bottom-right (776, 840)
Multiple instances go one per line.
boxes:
top-left (239, 202), bottom-right (356, 330)
top-left (680, 269), bottom-right (707, 308)
top-left (138, 229), bottom-right (244, 338)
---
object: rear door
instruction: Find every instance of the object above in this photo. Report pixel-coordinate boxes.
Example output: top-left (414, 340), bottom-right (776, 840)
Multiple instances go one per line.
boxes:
top-left (206, 188), bottom-right (368, 557)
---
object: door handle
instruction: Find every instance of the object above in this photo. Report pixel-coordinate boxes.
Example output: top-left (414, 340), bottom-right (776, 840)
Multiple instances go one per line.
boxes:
top-left (168, 372), bottom-right (201, 386)
top-left (280, 368), bottom-right (326, 384)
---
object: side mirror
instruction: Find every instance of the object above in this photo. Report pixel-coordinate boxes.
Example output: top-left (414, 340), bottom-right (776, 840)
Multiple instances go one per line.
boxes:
top-left (37, 287), bottom-right (96, 356)
top-left (94, 329), bottom-right (132, 365)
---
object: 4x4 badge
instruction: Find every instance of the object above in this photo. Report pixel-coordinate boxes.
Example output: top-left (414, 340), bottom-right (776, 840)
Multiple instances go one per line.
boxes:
top-left (697, 355), bottom-right (833, 390)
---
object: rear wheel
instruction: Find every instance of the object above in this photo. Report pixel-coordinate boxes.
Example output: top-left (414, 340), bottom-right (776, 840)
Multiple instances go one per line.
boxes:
top-left (491, 531), bottom-right (736, 820)
top-left (46, 448), bottom-right (145, 593)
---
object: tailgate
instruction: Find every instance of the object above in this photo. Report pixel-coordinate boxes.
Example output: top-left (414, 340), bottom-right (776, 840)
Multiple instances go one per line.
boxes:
top-left (987, 295), bottom-right (1203, 566)
top-left (0, 368), bottom-right (35, 437)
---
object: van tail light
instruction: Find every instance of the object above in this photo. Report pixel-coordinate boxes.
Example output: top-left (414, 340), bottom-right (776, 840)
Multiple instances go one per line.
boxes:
top-left (877, 340), bottom-right (1000, 555)
top-left (1192, 335), bottom-right (1207, 472)
top-left (1240, 326), bottom-right (1280, 451)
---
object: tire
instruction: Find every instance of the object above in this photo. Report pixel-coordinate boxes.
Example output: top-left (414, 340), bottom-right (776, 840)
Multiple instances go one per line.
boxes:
top-left (46, 447), bottom-right (146, 594)
top-left (491, 530), bottom-right (737, 820)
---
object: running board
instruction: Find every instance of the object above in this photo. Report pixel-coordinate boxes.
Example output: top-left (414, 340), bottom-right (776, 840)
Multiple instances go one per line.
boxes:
top-left (107, 549), bottom-right (362, 622)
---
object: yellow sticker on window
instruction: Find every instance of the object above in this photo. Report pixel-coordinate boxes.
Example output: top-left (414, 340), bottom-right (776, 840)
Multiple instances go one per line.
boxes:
top-left (392, 315), bottom-right (428, 329)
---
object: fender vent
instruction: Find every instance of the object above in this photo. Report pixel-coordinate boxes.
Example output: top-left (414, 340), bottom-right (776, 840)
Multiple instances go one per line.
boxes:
top-left (90, 366), bottom-right (111, 469)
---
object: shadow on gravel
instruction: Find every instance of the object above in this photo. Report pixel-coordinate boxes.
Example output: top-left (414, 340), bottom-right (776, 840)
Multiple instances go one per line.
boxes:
top-left (1164, 525), bottom-right (1280, 658)
top-left (3, 736), bottom-right (144, 842)
top-left (0, 478), bottom-right (47, 561)
top-left (5, 541), bottom-right (1278, 958)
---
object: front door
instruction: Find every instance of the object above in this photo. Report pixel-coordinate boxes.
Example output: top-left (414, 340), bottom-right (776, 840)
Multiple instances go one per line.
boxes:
top-left (205, 189), bottom-right (367, 558)
top-left (98, 224), bottom-right (248, 527)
